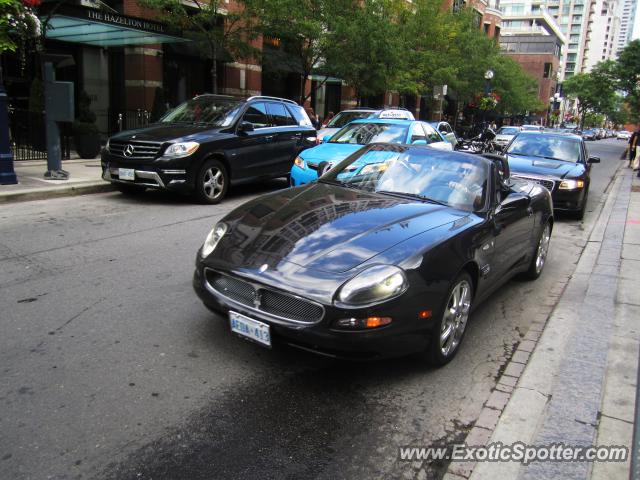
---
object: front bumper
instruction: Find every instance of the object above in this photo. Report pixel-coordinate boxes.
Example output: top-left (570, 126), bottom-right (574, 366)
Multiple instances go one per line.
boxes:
top-left (552, 187), bottom-right (586, 212)
top-left (290, 164), bottom-right (319, 187)
top-left (192, 266), bottom-right (436, 359)
top-left (101, 152), bottom-right (194, 193)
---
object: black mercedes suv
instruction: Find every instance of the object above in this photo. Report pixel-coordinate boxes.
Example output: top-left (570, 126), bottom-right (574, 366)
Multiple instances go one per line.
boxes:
top-left (101, 95), bottom-right (317, 203)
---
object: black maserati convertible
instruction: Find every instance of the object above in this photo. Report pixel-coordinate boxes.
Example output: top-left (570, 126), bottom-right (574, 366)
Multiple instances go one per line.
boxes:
top-left (193, 144), bottom-right (553, 365)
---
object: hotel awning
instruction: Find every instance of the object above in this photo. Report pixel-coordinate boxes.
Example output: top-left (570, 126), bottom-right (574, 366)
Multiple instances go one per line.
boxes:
top-left (41, 5), bottom-right (189, 47)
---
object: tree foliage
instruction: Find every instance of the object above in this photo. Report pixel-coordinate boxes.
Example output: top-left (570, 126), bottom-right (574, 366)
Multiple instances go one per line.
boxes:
top-left (563, 61), bottom-right (617, 129)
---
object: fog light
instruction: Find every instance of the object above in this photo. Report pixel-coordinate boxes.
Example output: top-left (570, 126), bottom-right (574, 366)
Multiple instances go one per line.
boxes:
top-left (334, 317), bottom-right (392, 329)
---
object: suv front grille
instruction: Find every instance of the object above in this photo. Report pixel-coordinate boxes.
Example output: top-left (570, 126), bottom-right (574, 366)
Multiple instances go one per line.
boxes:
top-left (109, 140), bottom-right (163, 160)
top-left (205, 270), bottom-right (324, 323)
top-left (513, 176), bottom-right (555, 192)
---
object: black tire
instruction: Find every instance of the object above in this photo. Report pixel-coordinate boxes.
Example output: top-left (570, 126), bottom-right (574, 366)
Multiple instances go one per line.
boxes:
top-left (427, 272), bottom-right (474, 366)
top-left (115, 183), bottom-right (146, 195)
top-left (524, 222), bottom-right (552, 280)
top-left (194, 159), bottom-right (228, 204)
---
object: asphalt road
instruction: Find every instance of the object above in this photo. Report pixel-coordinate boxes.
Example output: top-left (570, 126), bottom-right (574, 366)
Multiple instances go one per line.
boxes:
top-left (0, 139), bottom-right (626, 480)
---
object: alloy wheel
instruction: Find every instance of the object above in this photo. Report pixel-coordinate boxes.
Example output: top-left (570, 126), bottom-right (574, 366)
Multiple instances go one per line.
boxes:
top-left (535, 224), bottom-right (551, 274)
top-left (203, 167), bottom-right (225, 200)
top-left (440, 279), bottom-right (472, 357)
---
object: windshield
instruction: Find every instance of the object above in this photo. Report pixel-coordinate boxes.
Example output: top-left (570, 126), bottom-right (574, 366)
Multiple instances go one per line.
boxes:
top-left (498, 127), bottom-right (520, 135)
top-left (507, 134), bottom-right (581, 163)
top-left (322, 144), bottom-right (488, 212)
top-left (326, 111), bottom-right (375, 128)
top-left (160, 97), bottom-right (242, 126)
top-left (329, 122), bottom-right (408, 145)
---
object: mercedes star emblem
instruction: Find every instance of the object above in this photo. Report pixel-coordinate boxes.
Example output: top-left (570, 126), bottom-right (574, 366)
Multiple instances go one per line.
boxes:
top-left (123, 144), bottom-right (135, 157)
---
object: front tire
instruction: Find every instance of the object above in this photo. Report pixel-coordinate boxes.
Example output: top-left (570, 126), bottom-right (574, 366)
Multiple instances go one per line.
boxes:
top-left (524, 222), bottom-right (551, 280)
top-left (427, 273), bottom-right (473, 366)
top-left (575, 189), bottom-right (588, 220)
top-left (194, 159), bottom-right (228, 204)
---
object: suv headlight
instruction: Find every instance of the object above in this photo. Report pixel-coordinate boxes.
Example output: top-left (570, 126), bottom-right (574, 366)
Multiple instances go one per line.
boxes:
top-left (201, 222), bottom-right (227, 258)
top-left (559, 179), bottom-right (585, 190)
top-left (164, 141), bottom-right (200, 157)
top-left (336, 265), bottom-right (408, 307)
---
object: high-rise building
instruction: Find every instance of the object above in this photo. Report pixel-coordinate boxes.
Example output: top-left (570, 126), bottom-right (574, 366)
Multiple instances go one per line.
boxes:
top-left (616, 0), bottom-right (637, 55)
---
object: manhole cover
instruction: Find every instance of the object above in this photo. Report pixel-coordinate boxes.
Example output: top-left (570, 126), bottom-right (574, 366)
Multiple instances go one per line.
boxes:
top-left (632, 185), bottom-right (640, 192)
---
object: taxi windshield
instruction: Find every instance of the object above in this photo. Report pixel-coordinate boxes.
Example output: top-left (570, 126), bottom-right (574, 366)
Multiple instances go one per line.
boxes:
top-left (326, 111), bottom-right (375, 128)
top-left (329, 122), bottom-right (408, 145)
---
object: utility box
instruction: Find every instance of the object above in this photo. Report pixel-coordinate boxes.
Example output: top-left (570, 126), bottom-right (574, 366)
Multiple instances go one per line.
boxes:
top-left (46, 82), bottom-right (74, 122)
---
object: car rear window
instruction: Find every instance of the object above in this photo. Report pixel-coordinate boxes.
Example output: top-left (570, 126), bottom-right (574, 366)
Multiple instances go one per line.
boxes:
top-left (287, 104), bottom-right (313, 127)
top-left (267, 103), bottom-right (297, 127)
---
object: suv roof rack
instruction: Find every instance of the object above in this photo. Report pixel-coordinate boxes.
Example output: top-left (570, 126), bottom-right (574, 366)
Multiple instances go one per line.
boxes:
top-left (193, 93), bottom-right (236, 99)
top-left (246, 95), bottom-right (298, 105)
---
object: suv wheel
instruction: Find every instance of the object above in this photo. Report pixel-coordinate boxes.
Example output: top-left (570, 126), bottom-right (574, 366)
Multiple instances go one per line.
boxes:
top-left (195, 159), bottom-right (228, 204)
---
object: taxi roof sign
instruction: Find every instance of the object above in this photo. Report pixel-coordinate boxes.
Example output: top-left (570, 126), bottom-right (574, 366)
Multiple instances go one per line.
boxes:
top-left (377, 109), bottom-right (415, 120)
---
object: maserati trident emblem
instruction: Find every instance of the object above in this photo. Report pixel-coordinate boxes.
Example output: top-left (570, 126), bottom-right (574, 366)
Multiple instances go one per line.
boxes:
top-left (123, 144), bottom-right (135, 157)
top-left (253, 291), bottom-right (262, 308)
top-left (259, 264), bottom-right (269, 273)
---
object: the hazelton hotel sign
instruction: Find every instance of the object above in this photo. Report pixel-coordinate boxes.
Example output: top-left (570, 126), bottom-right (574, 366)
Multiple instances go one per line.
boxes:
top-left (86, 9), bottom-right (166, 34)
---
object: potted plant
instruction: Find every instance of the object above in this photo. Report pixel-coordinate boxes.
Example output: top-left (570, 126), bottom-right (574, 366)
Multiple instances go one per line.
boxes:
top-left (72, 90), bottom-right (101, 159)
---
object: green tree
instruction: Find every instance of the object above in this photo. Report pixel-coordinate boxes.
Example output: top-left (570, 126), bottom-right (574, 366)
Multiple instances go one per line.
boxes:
top-left (137, 0), bottom-right (260, 93)
top-left (323, 0), bottom-right (407, 104)
top-left (255, 0), bottom-right (356, 105)
top-left (613, 40), bottom-right (640, 123)
top-left (563, 62), bottom-right (617, 129)
top-left (0, 0), bottom-right (40, 54)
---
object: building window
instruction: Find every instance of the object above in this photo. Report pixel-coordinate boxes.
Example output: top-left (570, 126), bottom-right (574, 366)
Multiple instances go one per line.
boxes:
top-left (573, 5), bottom-right (583, 12)
top-left (572, 15), bottom-right (582, 22)
top-left (543, 63), bottom-right (552, 78)
top-left (453, 0), bottom-right (466, 12)
top-left (569, 43), bottom-right (579, 49)
top-left (570, 34), bottom-right (580, 41)
top-left (484, 23), bottom-right (491, 34)
top-left (567, 53), bottom-right (577, 61)
top-left (562, 4), bottom-right (570, 13)
top-left (494, 26), bottom-right (501, 39)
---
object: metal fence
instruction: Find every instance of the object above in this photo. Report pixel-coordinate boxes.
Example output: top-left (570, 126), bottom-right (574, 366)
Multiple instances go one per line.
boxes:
top-left (8, 108), bottom-right (70, 161)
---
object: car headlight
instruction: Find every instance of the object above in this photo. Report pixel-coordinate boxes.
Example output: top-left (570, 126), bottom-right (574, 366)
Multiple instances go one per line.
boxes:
top-left (200, 222), bottom-right (228, 258)
top-left (294, 156), bottom-right (306, 170)
top-left (164, 141), bottom-right (200, 157)
top-left (336, 265), bottom-right (408, 307)
top-left (559, 179), bottom-right (585, 190)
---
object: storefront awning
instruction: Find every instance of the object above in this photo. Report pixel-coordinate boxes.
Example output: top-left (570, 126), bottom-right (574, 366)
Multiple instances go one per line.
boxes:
top-left (42, 5), bottom-right (189, 47)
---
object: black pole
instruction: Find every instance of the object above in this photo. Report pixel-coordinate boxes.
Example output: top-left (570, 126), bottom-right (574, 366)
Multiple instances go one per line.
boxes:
top-left (0, 59), bottom-right (18, 185)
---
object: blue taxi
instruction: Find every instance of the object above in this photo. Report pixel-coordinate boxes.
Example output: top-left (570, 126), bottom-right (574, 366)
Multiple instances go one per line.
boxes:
top-left (290, 118), bottom-right (452, 186)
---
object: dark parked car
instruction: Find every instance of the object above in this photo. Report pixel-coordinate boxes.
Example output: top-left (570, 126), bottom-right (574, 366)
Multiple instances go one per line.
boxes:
top-left (505, 131), bottom-right (600, 219)
top-left (193, 144), bottom-right (553, 365)
top-left (101, 95), bottom-right (317, 203)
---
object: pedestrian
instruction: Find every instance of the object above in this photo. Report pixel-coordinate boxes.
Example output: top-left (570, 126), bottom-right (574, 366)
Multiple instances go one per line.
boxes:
top-left (628, 126), bottom-right (640, 170)
top-left (322, 111), bottom-right (334, 127)
top-left (306, 108), bottom-right (321, 130)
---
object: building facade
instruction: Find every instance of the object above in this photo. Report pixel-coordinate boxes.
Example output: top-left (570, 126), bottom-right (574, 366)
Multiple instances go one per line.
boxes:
top-left (616, 0), bottom-right (637, 56)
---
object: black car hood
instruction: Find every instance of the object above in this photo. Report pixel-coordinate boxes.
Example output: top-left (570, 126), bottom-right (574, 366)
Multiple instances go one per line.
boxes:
top-left (507, 154), bottom-right (584, 179)
top-left (110, 123), bottom-right (225, 143)
top-left (212, 183), bottom-right (468, 275)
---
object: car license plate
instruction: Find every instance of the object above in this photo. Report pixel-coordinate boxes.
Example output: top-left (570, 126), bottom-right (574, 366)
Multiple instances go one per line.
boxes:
top-left (119, 168), bottom-right (135, 181)
top-left (230, 311), bottom-right (271, 347)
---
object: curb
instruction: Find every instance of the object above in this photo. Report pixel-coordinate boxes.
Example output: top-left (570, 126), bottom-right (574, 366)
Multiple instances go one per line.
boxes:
top-left (444, 162), bottom-right (629, 480)
top-left (0, 182), bottom-right (115, 204)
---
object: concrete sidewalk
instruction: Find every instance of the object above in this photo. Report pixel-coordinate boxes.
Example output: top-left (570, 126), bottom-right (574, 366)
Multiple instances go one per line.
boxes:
top-left (445, 166), bottom-right (640, 479)
top-left (0, 158), bottom-right (113, 203)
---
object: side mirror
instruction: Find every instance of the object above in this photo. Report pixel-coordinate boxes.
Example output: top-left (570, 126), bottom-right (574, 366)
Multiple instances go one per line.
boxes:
top-left (588, 156), bottom-right (600, 163)
top-left (412, 139), bottom-right (427, 145)
top-left (496, 192), bottom-right (529, 215)
top-left (239, 121), bottom-right (254, 133)
top-left (322, 135), bottom-right (332, 143)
